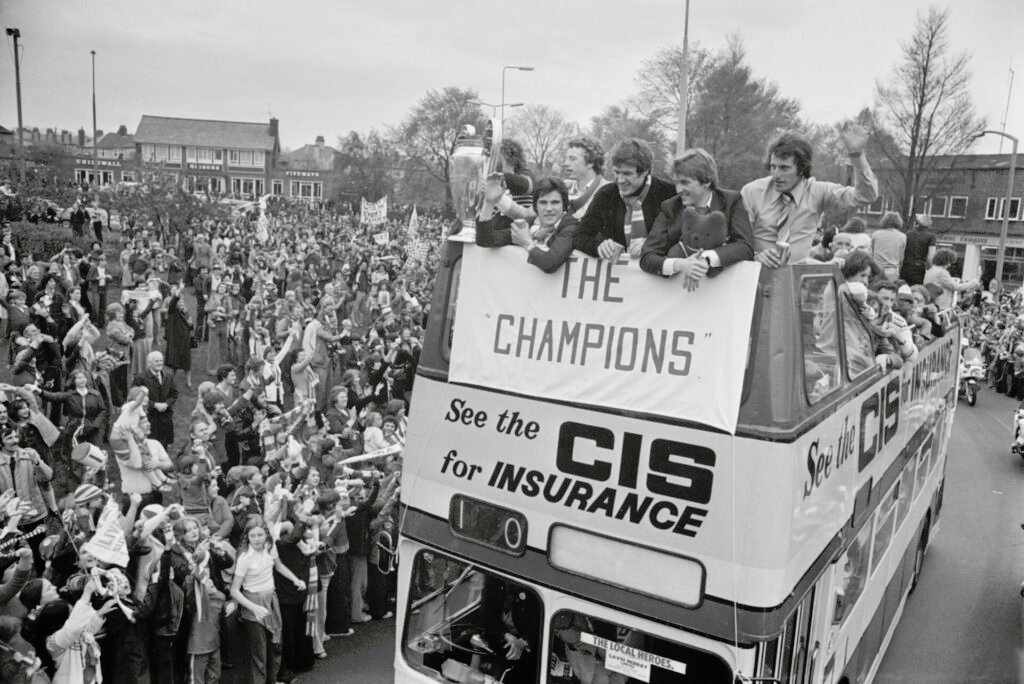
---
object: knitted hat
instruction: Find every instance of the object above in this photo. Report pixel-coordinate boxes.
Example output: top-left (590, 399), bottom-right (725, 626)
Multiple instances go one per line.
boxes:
top-left (73, 484), bottom-right (104, 507)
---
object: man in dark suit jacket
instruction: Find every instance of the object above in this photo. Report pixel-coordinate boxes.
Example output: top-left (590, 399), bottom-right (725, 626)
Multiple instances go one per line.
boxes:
top-left (640, 148), bottom-right (755, 288)
top-left (640, 192), bottom-right (755, 276)
top-left (573, 138), bottom-right (676, 261)
top-left (133, 351), bottom-right (178, 446)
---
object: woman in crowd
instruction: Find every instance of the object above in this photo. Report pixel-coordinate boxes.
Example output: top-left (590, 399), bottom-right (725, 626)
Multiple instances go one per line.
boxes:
top-left (164, 284), bottom-right (194, 389)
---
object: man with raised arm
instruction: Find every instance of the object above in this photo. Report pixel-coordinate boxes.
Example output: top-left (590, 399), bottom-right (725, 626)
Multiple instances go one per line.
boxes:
top-left (572, 138), bottom-right (676, 261)
top-left (741, 125), bottom-right (877, 267)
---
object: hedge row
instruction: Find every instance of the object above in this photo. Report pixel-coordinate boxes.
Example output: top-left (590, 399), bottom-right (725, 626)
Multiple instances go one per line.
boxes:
top-left (7, 221), bottom-right (100, 262)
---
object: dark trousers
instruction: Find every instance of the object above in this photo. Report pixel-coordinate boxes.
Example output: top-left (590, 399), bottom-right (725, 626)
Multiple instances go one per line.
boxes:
top-left (242, 619), bottom-right (279, 684)
top-left (324, 551), bottom-right (351, 634)
top-left (367, 563), bottom-right (389, 618)
top-left (278, 601), bottom-right (314, 676)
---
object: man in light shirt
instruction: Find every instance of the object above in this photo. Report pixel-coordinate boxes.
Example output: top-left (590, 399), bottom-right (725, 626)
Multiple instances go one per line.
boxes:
top-left (564, 137), bottom-right (609, 219)
top-left (741, 125), bottom-right (878, 266)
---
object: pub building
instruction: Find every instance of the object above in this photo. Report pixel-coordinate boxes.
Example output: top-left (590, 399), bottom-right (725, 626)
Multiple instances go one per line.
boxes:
top-left (861, 153), bottom-right (1024, 286)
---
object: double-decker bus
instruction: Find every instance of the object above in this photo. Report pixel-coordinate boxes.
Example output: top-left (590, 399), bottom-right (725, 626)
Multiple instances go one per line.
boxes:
top-left (394, 135), bottom-right (958, 684)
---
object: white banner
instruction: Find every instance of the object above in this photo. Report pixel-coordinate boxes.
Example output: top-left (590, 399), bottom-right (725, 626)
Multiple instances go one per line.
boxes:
top-left (372, 230), bottom-right (390, 246)
top-left (360, 196), bottom-right (388, 226)
top-left (449, 248), bottom-right (760, 434)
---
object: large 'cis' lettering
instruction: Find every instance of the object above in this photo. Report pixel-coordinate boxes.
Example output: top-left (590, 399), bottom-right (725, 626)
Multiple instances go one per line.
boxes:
top-left (859, 375), bottom-right (900, 472)
top-left (556, 421), bottom-right (715, 504)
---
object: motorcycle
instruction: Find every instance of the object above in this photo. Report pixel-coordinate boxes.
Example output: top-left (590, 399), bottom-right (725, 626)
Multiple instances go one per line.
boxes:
top-left (1012, 405), bottom-right (1024, 458)
top-left (958, 346), bottom-right (984, 407)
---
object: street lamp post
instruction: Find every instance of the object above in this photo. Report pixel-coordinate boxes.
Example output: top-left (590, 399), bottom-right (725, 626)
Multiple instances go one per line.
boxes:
top-left (501, 66), bottom-right (533, 138)
top-left (974, 129), bottom-right (1019, 286)
top-left (91, 50), bottom-right (99, 203)
top-left (5, 28), bottom-right (24, 186)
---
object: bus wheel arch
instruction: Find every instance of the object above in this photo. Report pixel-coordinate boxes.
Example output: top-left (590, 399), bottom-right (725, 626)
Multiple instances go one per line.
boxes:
top-left (910, 512), bottom-right (931, 594)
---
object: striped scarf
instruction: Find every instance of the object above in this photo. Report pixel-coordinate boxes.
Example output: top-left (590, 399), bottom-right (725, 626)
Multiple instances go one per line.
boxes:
top-left (569, 176), bottom-right (603, 218)
top-left (621, 175), bottom-right (652, 244)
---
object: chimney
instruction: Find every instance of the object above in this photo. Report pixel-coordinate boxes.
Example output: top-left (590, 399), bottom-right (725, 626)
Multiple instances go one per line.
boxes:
top-left (46, 128), bottom-right (55, 143)
top-left (315, 135), bottom-right (325, 148)
top-left (117, 124), bottom-right (128, 136)
top-left (269, 117), bottom-right (279, 138)
top-left (32, 127), bottom-right (40, 143)
top-left (61, 130), bottom-right (70, 145)
top-left (78, 128), bottom-right (86, 148)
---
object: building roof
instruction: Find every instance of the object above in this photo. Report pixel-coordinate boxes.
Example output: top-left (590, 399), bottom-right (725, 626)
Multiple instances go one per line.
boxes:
top-left (0, 125), bottom-right (12, 135)
top-left (134, 115), bottom-right (277, 150)
top-left (876, 153), bottom-right (1024, 172)
top-left (97, 131), bottom-right (134, 149)
top-left (278, 142), bottom-right (337, 172)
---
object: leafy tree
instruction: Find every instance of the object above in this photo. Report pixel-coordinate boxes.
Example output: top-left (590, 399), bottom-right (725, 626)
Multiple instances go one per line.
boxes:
top-left (396, 87), bottom-right (486, 216)
top-left (874, 6), bottom-right (985, 223)
top-left (633, 42), bottom-right (713, 141)
top-left (588, 106), bottom-right (670, 176)
top-left (100, 164), bottom-right (231, 236)
top-left (505, 104), bottom-right (577, 174)
top-left (333, 130), bottom-right (399, 205)
top-left (685, 36), bottom-right (802, 189)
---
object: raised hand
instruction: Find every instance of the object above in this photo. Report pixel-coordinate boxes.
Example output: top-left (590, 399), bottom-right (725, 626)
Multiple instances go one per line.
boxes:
top-left (839, 124), bottom-right (869, 155)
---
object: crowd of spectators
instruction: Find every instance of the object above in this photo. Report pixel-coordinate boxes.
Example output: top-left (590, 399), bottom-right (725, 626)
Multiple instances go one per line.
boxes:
top-left (0, 193), bottom-right (439, 684)
top-left (0, 122), bottom-right (992, 684)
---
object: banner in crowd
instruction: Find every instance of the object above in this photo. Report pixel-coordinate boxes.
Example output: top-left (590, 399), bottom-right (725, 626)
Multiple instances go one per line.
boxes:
top-left (449, 248), bottom-right (761, 434)
top-left (406, 239), bottom-right (429, 264)
top-left (360, 196), bottom-right (388, 226)
top-left (372, 230), bottom-right (390, 246)
top-left (407, 205), bottom-right (419, 234)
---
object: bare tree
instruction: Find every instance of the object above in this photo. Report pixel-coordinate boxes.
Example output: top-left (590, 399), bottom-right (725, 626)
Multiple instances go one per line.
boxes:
top-left (505, 104), bottom-right (577, 174)
top-left (633, 43), bottom-right (712, 141)
top-left (874, 6), bottom-right (985, 224)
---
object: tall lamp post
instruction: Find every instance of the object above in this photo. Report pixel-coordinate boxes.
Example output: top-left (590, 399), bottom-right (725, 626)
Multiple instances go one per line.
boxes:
top-left (91, 49), bottom-right (99, 203)
top-left (675, 0), bottom-right (691, 156)
top-left (500, 66), bottom-right (533, 137)
top-left (5, 28), bottom-right (24, 187)
top-left (973, 129), bottom-right (1019, 286)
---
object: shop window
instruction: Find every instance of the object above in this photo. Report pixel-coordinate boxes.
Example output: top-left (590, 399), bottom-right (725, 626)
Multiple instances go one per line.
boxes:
top-left (948, 196), bottom-right (968, 218)
top-left (863, 195), bottom-right (884, 214)
top-left (986, 197), bottom-right (1001, 220)
top-left (403, 551), bottom-right (542, 684)
top-left (121, 171), bottom-right (135, 183)
top-left (799, 277), bottom-right (841, 403)
top-left (1009, 198), bottom-right (1022, 221)
top-left (272, 179), bottom-right (283, 195)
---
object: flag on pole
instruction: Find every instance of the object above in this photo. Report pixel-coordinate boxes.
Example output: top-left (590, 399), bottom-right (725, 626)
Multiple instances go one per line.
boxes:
top-left (407, 205), bottom-right (419, 235)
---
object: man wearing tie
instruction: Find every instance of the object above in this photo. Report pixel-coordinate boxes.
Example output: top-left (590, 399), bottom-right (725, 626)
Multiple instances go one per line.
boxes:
top-left (741, 124), bottom-right (877, 267)
top-left (133, 351), bottom-right (177, 446)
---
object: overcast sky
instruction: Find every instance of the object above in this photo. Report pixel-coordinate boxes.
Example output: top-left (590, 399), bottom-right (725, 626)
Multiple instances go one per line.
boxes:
top-left (1, 0), bottom-right (1020, 155)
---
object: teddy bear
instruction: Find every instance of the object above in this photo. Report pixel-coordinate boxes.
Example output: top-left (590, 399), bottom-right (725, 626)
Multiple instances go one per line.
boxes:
top-left (665, 207), bottom-right (728, 264)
